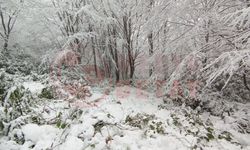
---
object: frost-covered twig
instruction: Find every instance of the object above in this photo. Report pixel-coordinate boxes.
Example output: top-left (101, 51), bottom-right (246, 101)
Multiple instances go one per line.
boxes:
top-left (202, 50), bottom-right (250, 90)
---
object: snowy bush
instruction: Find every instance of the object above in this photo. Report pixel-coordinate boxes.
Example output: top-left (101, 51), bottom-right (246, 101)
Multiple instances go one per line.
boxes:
top-left (0, 71), bottom-right (6, 103)
top-left (125, 113), bottom-right (166, 138)
top-left (2, 86), bottom-right (33, 121)
top-left (39, 87), bottom-right (55, 99)
top-left (202, 50), bottom-right (250, 103)
top-left (49, 65), bottom-right (92, 100)
top-left (0, 84), bottom-right (41, 136)
top-left (0, 49), bottom-right (36, 76)
top-left (164, 49), bottom-right (250, 112)
top-left (125, 113), bottom-right (155, 129)
top-left (164, 52), bottom-right (206, 108)
top-left (0, 52), bottom-right (9, 69)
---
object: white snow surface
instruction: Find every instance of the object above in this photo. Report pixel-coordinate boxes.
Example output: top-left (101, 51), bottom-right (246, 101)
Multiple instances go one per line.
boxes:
top-left (22, 82), bottom-right (45, 94)
top-left (0, 85), bottom-right (250, 150)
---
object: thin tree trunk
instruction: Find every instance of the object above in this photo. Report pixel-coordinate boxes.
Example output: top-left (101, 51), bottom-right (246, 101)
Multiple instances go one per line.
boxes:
top-left (4, 38), bottom-right (8, 51)
top-left (148, 0), bottom-right (154, 77)
top-left (113, 28), bottom-right (120, 82)
top-left (91, 37), bottom-right (98, 77)
top-left (243, 72), bottom-right (250, 91)
top-left (148, 32), bottom-right (153, 77)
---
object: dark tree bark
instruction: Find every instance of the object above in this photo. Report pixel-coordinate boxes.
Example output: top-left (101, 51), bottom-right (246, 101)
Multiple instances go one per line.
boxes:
top-left (123, 15), bottom-right (134, 80)
top-left (243, 72), bottom-right (250, 91)
top-left (3, 38), bottom-right (8, 50)
top-left (112, 27), bottom-right (120, 82)
top-left (148, 32), bottom-right (153, 77)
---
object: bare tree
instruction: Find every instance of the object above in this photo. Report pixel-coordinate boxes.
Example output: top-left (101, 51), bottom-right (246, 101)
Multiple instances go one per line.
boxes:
top-left (0, 5), bottom-right (20, 51)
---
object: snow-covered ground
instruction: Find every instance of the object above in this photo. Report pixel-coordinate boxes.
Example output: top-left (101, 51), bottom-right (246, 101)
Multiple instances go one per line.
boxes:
top-left (0, 84), bottom-right (250, 150)
top-left (22, 82), bottom-right (45, 94)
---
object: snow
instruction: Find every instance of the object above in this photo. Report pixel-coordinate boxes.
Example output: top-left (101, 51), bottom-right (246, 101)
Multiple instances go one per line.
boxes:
top-left (0, 83), bottom-right (250, 150)
top-left (0, 139), bottom-right (19, 150)
top-left (1, 0), bottom-right (250, 149)
top-left (22, 82), bottom-right (44, 94)
top-left (58, 136), bottom-right (84, 150)
top-left (21, 124), bottom-right (60, 149)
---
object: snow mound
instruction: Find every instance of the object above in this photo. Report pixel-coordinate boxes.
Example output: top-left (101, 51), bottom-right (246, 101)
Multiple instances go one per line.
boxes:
top-left (22, 82), bottom-right (44, 94)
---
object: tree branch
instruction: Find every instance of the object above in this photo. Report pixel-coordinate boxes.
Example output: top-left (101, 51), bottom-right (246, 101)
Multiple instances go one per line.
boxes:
top-left (243, 71), bottom-right (250, 91)
top-left (0, 32), bottom-right (4, 38)
top-left (0, 9), bottom-right (7, 36)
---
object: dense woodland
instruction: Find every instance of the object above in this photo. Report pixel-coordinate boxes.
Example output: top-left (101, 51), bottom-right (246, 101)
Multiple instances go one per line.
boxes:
top-left (0, 0), bottom-right (250, 149)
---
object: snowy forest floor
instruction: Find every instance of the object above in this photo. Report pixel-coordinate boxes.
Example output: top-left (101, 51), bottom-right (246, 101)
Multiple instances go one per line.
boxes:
top-left (0, 80), bottom-right (250, 150)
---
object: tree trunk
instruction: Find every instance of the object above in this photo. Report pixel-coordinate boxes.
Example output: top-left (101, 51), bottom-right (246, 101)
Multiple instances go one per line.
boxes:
top-left (148, 0), bottom-right (154, 77)
top-left (89, 25), bottom-right (98, 77)
top-left (91, 37), bottom-right (98, 77)
top-left (3, 37), bottom-right (8, 52)
top-left (123, 15), bottom-right (134, 80)
top-left (113, 34), bottom-right (120, 82)
top-left (148, 32), bottom-right (153, 77)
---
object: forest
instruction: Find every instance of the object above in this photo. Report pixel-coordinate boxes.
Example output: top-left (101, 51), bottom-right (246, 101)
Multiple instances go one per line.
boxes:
top-left (0, 0), bottom-right (250, 149)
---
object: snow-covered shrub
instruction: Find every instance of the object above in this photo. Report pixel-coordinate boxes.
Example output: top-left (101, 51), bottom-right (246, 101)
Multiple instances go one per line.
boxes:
top-left (44, 48), bottom-right (92, 100)
top-left (164, 50), bottom-right (250, 113)
top-left (0, 49), bottom-right (36, 76)
top-left (3, 86), bottom-right (33, 122)
top-left (168, 108), bottom-right (244, 149)
top-left (10, 128), bottom-right (25, 145)
top-left (0, 71), bottom-right (6, 103)
top-left (144, 120), bottom-right (166, 137)
top-left (164, 52), bottom-right (206, 108)
top-left (125, 113), bottom-right (155, 129)
top-left (0, 51), bottom-right (9, 69)
top-left (50, 65), bottom-right (92, 100)
top-left (39, 87), bottom-right (55, 99)
top-left (7, 55), bottom-right (34, 75)
top-left (52, 79), bottom-right (92, 100)
top-left (125, 113), bottom-right (166, 138)
top-left (0, 85), bottom-right (35, 136)
top-left (202, 50), bottom-right (250, 103)
top-left (38, 49), bottom-right (57, 75)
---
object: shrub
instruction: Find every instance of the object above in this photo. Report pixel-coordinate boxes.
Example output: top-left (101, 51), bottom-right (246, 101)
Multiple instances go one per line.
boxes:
top-left (4, 86), bottom-right (33, 121)
top-left (0, 85), bottom-right (34, 136)
top-left (39, 87), bottom-right (54, 99)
